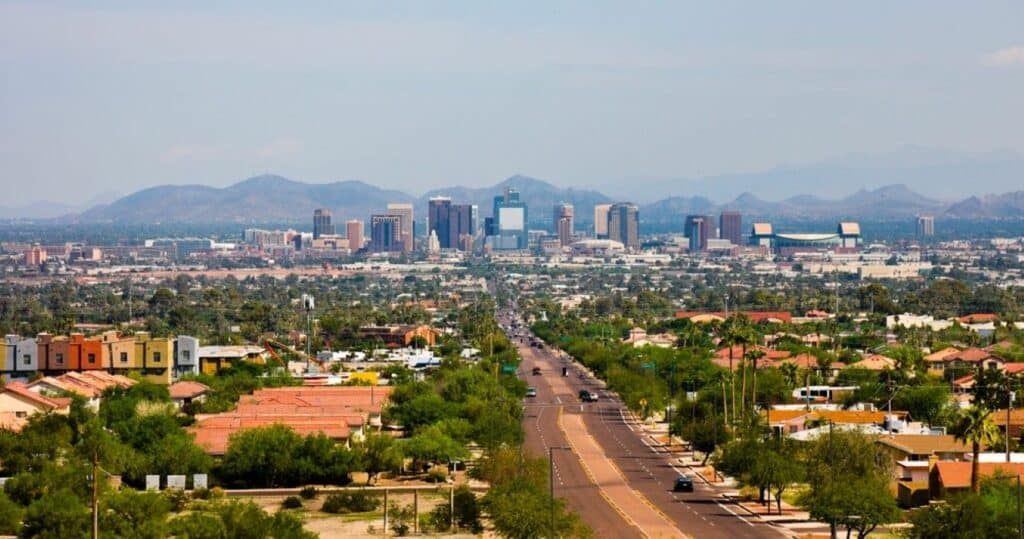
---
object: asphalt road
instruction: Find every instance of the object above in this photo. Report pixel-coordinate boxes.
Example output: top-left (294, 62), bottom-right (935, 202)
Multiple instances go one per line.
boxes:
top-left (519, 344), bottom-right (645, 539)
top-left (516, 334), bottom-right (785, 539)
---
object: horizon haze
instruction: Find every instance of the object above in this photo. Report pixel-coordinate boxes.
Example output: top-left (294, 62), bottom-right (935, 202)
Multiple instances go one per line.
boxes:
top-left (1, 2), bottom-right (1023, 205)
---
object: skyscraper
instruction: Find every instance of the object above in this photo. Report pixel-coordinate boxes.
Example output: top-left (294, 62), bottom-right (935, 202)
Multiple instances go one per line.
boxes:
top-left (553, 203), bottom-right (574, 246)
top-left (607, 203), bottom-right (639, 250)
top-left (313, 209), bottom-right (335, 239)
top-left (449, 204), bottom-right (477, 251)
top-left (427, 197), bottom-right (452, 249)
top-left (916, 215), bottom-right (935, 237)
top-left (346, 220), bottom-right (364, 251)
top-left (594, 204), bottom-right (612, 238)
top-left (386, 203), bottom-right (415, 252)
top-left (719, 211), bottom-right (743, 245)
top-left (490, 188), bottom-right (528, 250)
top-left (369, 214), bottom-right (402, 252)
top-left (685, 215), bottom-right (711, 252)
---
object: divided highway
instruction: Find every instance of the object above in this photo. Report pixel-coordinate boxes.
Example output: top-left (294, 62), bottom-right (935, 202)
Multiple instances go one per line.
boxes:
top-left (507, 311), bottom-right (785, 539)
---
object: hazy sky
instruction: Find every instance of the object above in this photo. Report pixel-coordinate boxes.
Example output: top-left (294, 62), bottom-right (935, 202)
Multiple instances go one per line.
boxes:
top-left (1, 1), bottom-right (1022, 204)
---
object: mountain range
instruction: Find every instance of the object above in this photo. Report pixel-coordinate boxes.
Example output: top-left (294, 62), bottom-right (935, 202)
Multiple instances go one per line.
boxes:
top-left (47, 174), bottom-right (1024, 225)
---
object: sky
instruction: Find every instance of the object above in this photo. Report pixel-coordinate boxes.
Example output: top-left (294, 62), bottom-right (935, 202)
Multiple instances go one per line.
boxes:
top-left (1, 1), bottom-right (1023, 205)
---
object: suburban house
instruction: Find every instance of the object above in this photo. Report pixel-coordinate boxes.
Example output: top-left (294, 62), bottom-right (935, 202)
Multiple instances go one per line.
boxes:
top-left (845, 354), bottom-right (897, 372)
top-left (0, 382), bottom-right (71, 432)
top-left (676, 311), bottom-right (793, 324)
top-left (27, 371), bottom-right (135, 409)
top-left (168, 381), bottom-right (210, 410)
top-left (764, 409), bottom-right (909, 436)
top-left (623, 327), bottom-right (677, 348)
top-left (924, 347), bottom-right (962, 376)
top-left (196, 345), bottom-right (269, 375)
top-left (930, 461), bottom-right (1024, 500)
top-left (357, 325), bottom-right (440, 348)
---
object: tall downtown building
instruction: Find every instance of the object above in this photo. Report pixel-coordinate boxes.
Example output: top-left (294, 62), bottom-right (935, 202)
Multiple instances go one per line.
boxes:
top-left (553, 203), bottom-right (574, 246)
top-left (427, 197), bottom-right (477, 251)
top-left (386, 203), bottom-right (415, 252)
top-left (369, 214), bottom-right (403, 252)
top-left (916, 215), bottom-right (935, 237)
top-left (685, 214), bottom-right (712, 252)
top-left (313, 208), bottom-right (335, 239)
top-left (607, 203), bottom-right (639, 250)
top-left (346, 220), bottom-right (365, 251)
top-left (719, 211), bottom-right (743, 245)
top-left (593, 203), bottom-right (612, 239)
top-left (488, 188), bottom-right (528, 250)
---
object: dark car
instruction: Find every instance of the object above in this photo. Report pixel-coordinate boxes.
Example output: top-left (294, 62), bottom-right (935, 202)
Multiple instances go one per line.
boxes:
top-left (532, 367), bottom-right (542, 376)
top-left (578, 390), bottom-right (599, 402)
top-left (673, 475), bottom-right (694, 492)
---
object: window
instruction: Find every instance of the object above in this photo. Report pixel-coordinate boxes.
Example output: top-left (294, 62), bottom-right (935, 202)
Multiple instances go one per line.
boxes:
top-left (120, 352), bottom-right (128, 363)
top-left (87, 353), bottom-right (96, 365)
top-left (153, 351), bottom-right (162, 363)
top-left (182, 350), bottom-right (191, 361)
top-left (15, 411), bottom-right (27, 419)
top-left (55, 352), bottom-right (64, 365)
top-left (22, 354), bottom-right (30, 365)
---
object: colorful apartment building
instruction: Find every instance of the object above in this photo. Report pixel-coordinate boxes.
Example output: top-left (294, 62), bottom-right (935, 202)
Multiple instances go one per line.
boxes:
top-left (1, 331), bottom-right (265, 384)
top-left (3, 335), bottom-right (39, 382)
top-left (36, 333), bottom-right (105, 372)
top-left (134, 332), bottom-right (174, 385)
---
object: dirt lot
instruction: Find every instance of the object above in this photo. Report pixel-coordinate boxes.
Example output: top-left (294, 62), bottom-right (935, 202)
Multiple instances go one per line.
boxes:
top-left (240, 491), bottom-right (490, 538)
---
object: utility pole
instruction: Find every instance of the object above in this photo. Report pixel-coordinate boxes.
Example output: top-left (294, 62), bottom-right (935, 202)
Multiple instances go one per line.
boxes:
top-left (91, 449), bottom-right (99, 539)
top-left (1010, 390), bottom-right (1016, 464)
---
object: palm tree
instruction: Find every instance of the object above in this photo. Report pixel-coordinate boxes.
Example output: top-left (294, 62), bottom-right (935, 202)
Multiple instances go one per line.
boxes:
top-left (716, 370), bottom-right (730, 425)
top-left (747, 348), bottom-right (767, 414)
top-left (720, 320), bottom-right (741, 419)
top-left (953, 406), bottom-right (1001, 494)
top-left (780, 362), bottom-right (799, 388)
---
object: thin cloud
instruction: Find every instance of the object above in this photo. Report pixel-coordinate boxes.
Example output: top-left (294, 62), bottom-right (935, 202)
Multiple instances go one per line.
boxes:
top-left (982, 47), bottom-right (1024, 67)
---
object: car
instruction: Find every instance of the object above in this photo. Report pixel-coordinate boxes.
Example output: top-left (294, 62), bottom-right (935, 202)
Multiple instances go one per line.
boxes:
top-left (531, 367), bottom-right (542, 375)
top-left (526, 387), bottom-right (537, 397)
top-left (578, 390), bottom-right (599, 402)
top-left (673, 475), bottom-right (694, 492)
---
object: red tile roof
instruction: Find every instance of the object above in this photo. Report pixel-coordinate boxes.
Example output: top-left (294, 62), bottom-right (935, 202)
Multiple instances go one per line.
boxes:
top-left (1, 382), bottom-right (68, 411)
top-left (169, 381), bottom-right (210, 400)
top-left (676, 311), bottom-right (793, 323)
top-left (935, 461), bottom-right (1024, 490)
top-left (189, 386), bottom-right (392, 455)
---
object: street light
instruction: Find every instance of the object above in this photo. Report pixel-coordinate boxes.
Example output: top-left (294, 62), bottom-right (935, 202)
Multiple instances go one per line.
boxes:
top-left (549, 446), bottom-right (572, 538)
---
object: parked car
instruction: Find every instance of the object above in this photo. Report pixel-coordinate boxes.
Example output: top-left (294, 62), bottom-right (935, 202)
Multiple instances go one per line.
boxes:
top-left (532, 367), bottom-right (542, 376)
top-left (673, 475), bottom-right (694, 492)
top-left (526, 387), bottom-right (537, 397)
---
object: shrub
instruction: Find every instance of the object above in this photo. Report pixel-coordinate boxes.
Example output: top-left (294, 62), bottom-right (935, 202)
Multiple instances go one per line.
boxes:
top-left (164, 489), bottom-right (191, 512)
top-left (208, 487), bottom-right (226, 499)
top-left (281, 496), bottom-right (304, 510)
top-left (388, 502), bottom-right (413, 536)
top-left (321, 491), bottom-right (380, 514)
top-left (299, 486), bottom-right (318, 500)
top-left (191, 487), bottom-right (211, 500)
top-left (426, 467), bottom-right (448, 483)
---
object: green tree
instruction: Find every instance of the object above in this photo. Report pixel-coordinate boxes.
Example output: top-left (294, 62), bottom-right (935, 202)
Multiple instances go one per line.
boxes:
top-left (798, 429), bottom-right (899, 539)
top-left (19, 489), bottom-right (90, 539)
top-left (403, 425), bottom-right (469, 471)
top-left (952, 406), bottom-right (1001, 494)
top-left (0, 492), bottom-right (22, 536)
top-left (100, 490), bottom-right (170, 539)
top-left (358, 433), bottom-right (403, 485)
top-left (219, 425), bottom-right (303, 488)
